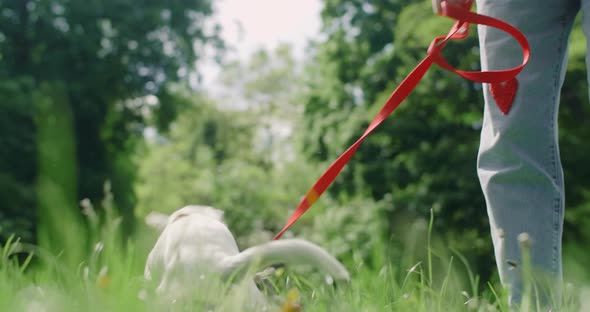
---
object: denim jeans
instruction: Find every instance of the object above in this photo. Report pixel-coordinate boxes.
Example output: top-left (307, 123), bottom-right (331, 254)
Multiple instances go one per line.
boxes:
top-left (476, 0), bottom-right (584, 305)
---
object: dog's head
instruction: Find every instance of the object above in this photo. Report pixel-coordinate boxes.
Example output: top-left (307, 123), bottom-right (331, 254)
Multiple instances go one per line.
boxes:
top-left (145, 205), bottom-right (225, 232)
top-left (168, 205), bottom-right (224, 223)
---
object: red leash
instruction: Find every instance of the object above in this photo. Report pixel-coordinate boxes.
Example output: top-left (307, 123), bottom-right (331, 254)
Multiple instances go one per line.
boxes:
top-left (274, 0), bottom-right (530, 239)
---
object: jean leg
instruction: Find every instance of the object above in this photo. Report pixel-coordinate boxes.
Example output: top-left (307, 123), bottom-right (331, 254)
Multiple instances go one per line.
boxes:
top-left (475, 0), bottom-right (579, 305)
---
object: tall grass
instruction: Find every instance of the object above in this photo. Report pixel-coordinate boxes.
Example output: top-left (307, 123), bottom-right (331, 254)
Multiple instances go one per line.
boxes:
top-left (0, 204), bottom-right (585, 311)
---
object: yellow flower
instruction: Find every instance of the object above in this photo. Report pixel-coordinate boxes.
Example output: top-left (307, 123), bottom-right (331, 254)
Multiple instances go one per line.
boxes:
top-left (96, 274), bottom-right (112, 289)
top-left (96, 267), bottom-right (111, 289)
top-left (281, 288), bottom-right (302, 312)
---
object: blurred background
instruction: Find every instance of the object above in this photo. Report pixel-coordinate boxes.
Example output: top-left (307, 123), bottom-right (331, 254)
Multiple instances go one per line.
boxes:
top-left (1, 0), bottom-right (590, 289)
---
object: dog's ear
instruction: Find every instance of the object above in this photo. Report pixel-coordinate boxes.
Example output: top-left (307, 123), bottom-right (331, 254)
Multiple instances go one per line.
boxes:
top-left (194, 206), bottom-right (224, 221)
top-left (170, 205), bottom-right (225, 223)
top-left (145, 211), bottom-right (169, 231)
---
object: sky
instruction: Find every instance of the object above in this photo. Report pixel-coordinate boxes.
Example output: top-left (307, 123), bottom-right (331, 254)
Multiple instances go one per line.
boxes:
top-left (201, 0), bottom-right (322, 86)
top-left (215, 0), bottom-right (321, 59)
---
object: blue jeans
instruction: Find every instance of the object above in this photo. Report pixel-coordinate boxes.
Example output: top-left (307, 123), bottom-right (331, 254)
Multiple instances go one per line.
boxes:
top-left (476, 0), bottom-right (585, 305)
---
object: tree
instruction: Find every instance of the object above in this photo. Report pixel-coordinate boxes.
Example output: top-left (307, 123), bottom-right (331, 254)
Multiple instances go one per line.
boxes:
top-left (300, 0), bottom-right (412, 162)
top-left (217, 44), bottom-right (303, 165)
top-left (558, 18), bottom-right (590, 278)
top-left (136, 46), bottom-right (317, 247)
top-left (0, 78), bottom-right (37, 244)
top-left (0, 0), bottom-right (223, 260)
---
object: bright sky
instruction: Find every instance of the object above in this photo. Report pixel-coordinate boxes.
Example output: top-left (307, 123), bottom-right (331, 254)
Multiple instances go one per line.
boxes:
top-left (216, 0), bottom-right (322, 58)
top-left (200, 0), bottom-right (322, 87)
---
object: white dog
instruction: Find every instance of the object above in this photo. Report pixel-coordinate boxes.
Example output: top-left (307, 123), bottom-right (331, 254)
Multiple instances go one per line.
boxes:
top-left (144, 205), bottom-right (349, 307)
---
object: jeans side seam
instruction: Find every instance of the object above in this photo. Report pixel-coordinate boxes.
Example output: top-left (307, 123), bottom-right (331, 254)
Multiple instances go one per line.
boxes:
top-left (549, 14), bottom-right (569, 277)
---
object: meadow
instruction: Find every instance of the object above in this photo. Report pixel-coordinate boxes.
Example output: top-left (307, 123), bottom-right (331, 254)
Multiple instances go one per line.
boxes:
top-left (1, 206), bottom-right (587, 312)
top-left (3, 1), bottom-right (590, 311)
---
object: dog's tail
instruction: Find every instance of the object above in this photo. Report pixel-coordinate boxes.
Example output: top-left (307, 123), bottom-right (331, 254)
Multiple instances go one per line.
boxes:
top-left (222, 239), bottom-right (349, 282)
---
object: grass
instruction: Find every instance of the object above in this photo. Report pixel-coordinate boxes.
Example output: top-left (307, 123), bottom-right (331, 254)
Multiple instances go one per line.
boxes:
top-left (0, 209), bottom-right (586, 311)
top-left (0, 238), bottom-right (494, 311)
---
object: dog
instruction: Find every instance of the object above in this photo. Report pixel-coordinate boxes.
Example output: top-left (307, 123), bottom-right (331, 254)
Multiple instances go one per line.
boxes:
top-left (144, 205), bottom-right (350, 308)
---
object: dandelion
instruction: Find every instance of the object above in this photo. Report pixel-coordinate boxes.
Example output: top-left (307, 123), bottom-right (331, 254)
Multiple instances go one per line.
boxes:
top-left (96, 274), bottom-right (111, 289)
top-left (96, 266), bottom-right (111, 289)
top-left (517, 232), bottom-right (531, 249)
top-left (281, 288), bottom-right (302, 312)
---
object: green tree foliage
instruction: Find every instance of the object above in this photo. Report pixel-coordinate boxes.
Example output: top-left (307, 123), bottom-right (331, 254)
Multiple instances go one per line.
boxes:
top-left (559, 18), bottom-right (590, 278)
top-left (0, 0), bottom-right (222, 255)
top-left (303, 0), bottom-right (485, 247)
top-left (136, 46), bottom-right (320, 247)
top-left (0, 78), bottom-right (37, 244)
top-left (301, 0), bottom-right (410, 161)
top-left (218, 44), bottom-right (303, 165)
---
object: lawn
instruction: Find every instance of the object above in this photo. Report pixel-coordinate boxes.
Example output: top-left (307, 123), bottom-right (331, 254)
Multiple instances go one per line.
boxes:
top-left (1, 218), bottom-right (585, 312)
